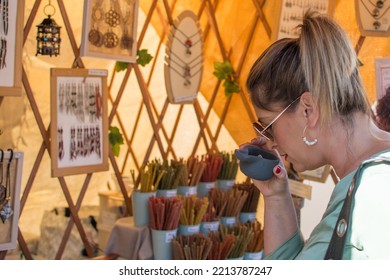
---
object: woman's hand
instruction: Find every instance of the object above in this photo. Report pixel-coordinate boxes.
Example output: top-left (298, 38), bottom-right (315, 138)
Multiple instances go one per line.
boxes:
top-left (239, 137), bottom-right (289, 199)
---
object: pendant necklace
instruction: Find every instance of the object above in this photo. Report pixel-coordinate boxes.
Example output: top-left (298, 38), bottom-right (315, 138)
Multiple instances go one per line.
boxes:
top-left (169, 51), bottom-right (202, 87)
top-left (360, 0), bottom-right (390, 22)
top-left (172, 25), bottom-right (201, 56)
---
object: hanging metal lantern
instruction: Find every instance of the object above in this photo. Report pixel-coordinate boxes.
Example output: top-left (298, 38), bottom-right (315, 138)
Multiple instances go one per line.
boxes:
top-left (36, 1), bottom-right (61, 56)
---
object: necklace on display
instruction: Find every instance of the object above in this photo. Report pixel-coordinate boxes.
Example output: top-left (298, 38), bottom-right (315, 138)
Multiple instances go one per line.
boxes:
top-left (172, 25), bottom-right (201, 56)
top-left (367, 0), bottom-right (387, 8)
top-left (360, 0), bottom-right (390, 21)
top-left (168, 52), bottom-right (203, 87)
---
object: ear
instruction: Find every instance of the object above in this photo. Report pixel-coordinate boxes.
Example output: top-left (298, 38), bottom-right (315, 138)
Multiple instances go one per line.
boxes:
top-left (299, 92), bottom-right (319, 128)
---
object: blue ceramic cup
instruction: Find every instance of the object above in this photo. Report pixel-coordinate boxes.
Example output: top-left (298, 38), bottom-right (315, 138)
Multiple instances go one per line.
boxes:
top-left (235, 145), bottom-right (279, 181)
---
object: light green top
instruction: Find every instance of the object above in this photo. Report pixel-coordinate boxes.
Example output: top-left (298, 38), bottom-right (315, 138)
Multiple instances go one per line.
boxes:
top-left (266, 149), bottom-right (390, 260)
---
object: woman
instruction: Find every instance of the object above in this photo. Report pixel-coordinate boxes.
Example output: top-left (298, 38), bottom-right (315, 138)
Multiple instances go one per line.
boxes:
top-left (376, 87), bottom-right (390, 132)
top-left (243, 11), bottom-right (390, 259)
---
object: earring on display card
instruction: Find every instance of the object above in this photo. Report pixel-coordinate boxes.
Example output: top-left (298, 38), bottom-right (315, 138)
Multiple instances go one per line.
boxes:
top-left (1, 149), bottom-right (13, 223)
top-left (0, 149), bottom-right (5, 210)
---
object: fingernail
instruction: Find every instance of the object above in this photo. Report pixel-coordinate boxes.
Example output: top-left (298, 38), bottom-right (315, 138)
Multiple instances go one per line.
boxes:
top-left (275, 166), bottom-right (282, 175)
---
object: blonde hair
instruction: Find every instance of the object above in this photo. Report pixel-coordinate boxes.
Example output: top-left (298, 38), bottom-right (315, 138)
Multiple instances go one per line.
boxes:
top-left (247, 11), bottom-right (370, 125)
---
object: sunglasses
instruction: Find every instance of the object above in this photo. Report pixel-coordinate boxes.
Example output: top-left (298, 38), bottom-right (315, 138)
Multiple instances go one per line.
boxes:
top-left (253, 95), bottom-right (301, 141)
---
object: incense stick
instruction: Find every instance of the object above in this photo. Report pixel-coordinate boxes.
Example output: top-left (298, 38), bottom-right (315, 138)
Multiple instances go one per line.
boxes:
top-left (217, 151), bottom-right (239, 180)
top-left (131, 161), bottom-right (166, 193)
top-left (172, 234), bottom-right (212, 260)
top-left (179, 195), bottom-right (209, 225)
top-left (174, 156), bottom-right (206, 186)
top-left (200, 153), bottom-right (224, 183)
top-left (245, 220), bottom-right (264, 253)
top-left (208, 187), bottom-right (248, 218)
top-left (234, 182), bottom-right (261, 213)
top-left (148, 196), bottom-right (183, 230)
top-left (219, 223), bottom-right (254, 258)
top-left (207, 230), bottom-right (236, 260)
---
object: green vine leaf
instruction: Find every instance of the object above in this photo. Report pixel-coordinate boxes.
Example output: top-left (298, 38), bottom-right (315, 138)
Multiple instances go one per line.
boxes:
top-left (109, 126), bottom-right (124, 157)
top-left (223, 79), bottom-right (240, 97)
top-left (115, 61), bottom-right (129, 72)
top-left (115, 49), bottom-right (154, 72)
top-left (137, 49), bottom-right (153, 67)
top-left (213, 61), bottom-right (234, 81)
top-left (213, 60), bottom-right (240, 96)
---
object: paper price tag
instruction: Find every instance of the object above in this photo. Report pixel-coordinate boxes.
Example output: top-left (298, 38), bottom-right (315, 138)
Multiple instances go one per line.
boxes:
top-left (166, 232), bottom-right (176, 242)
top-left (166, 190), bottom-right (177, 197)
top-left (188, 188), bottom-right (196, 195)
top-left (88, 69), bottom-right (108, 76)
top-left (226, 181), bottom-right (235, 187)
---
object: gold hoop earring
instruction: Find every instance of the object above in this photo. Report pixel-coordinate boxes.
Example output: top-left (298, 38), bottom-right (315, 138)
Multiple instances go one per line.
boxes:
top-left (302, 125), bottom-right (318, 146)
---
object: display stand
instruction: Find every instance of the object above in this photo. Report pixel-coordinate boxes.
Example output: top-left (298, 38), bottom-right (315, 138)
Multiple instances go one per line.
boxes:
top-left (0, 151), bottom-right (23, 257)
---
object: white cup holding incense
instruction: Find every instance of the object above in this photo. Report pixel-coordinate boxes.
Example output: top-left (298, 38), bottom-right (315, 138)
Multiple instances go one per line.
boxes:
top-left (177, 185), bottom-right (197, 197)
top-left (178, 224), bottom-right (200, 236)
top-left (216, 179), bottom-right (235, 192)
top-left (132, 190), bottom-right (156, 227)
top-left (220, 216), bottom-right (237, 228)
top-left (156, 188), bottom-right (177, 198)
top-left (197, 181), bottom-right (215, 198)
top-left (151, 228), bottom-right (177, 260)
top-left (200, 220), bottom-right (219, 236)
top-left (239, 212), bottom-right (256, 224)
top-left (244, 250), bottom-right (264, 260)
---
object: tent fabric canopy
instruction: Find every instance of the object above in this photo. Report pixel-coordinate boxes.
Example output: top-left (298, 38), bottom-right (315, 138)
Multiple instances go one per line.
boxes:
top-left (141, 0), bottom-right (388, 145)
